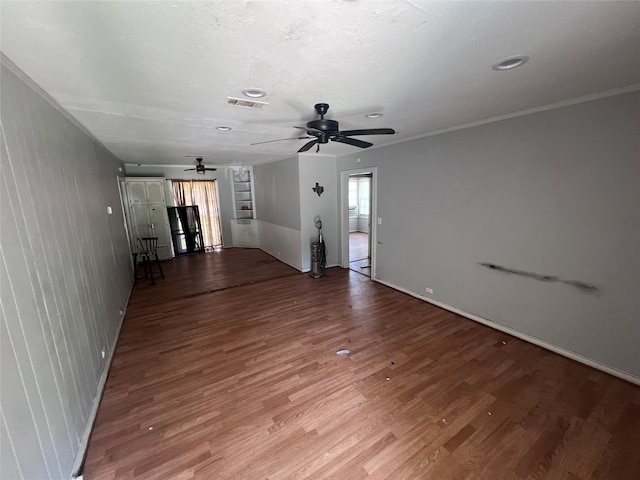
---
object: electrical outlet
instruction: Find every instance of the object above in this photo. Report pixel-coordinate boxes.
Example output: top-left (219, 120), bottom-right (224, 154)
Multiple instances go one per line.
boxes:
top-left (425, 287), bottom-right (434, 294)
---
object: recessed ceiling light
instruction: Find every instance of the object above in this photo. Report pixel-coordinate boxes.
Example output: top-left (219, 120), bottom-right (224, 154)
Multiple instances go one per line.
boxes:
top-left (365, 113), bottom-right (383, 119)
top-left (492, 55), bottom-right (530, 71)
top-left (241, 88), bottom-right (267, 98)
top-left (216, 126), bottom-right (232, 131)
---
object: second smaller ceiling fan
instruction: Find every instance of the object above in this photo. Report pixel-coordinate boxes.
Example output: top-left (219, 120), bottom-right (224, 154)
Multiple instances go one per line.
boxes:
top-left (185, 157), bottom-right (217, 174)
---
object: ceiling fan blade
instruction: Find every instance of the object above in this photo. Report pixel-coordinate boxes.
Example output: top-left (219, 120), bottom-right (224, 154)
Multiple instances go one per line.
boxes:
top-left (184, 168), bottom-right (196, 171)
top-left (332, 136), bottom-right (373, 149)
top-left (298, 139), bottom-right (318, 153)
top-left (339, 128), bottom-right (396, 136)
top-left (293, 125), bottom-right (324, 135)
top-left (204, 168), bottom-right (217, 171)
top-left (251, 136), bottom-right (312, 146)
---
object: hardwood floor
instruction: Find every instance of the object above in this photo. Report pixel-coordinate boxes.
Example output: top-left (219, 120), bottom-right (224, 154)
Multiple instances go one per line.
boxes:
top-left (349, 232), bottom-right (369, 262)
top-left (349, 232), bottom-right (370, 277)
top-left (83, 248), bottom-right (640, 479)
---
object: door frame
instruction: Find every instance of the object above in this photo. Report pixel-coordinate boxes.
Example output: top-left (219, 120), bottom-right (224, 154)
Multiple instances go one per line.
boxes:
top-left (117, 176), bottom-right (134, 270)
top-left (340, 166), bottom-right (378, 278)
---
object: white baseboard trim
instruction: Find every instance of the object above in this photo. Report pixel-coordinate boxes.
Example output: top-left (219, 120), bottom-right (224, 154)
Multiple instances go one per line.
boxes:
top-left (234, 244), bottom-right (337, 275)
top-left (299, 263), bottom-right (339, 274)
top-left (70, 284), bottom-right (133, 479)
top-left (373, 278), bottom-right (640, 386)
top-left (259, 247), bottom-right (303, 272)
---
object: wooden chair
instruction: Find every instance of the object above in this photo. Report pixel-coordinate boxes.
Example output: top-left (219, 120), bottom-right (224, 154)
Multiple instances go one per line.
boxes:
top-left (135, 237), bottom-right (165, 285)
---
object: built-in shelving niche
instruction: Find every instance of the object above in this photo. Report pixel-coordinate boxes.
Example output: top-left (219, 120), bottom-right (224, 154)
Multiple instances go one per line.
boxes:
top-left (233, 169), bottom-right (254, 219)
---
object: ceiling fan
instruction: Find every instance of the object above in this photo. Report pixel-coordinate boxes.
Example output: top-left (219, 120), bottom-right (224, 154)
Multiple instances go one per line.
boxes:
top-left (184, 157), bottom-right (217, 174)
top-left (252, 103), bottom-right (395, 153)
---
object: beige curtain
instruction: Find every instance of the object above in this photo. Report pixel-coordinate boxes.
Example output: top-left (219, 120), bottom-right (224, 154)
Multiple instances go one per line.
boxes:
top-left (171, 180), bottom-right (222, 249)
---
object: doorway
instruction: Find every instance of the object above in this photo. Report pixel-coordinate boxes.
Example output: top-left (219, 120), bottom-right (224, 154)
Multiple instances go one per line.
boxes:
top-left (341, 169), bottom-right (376, 278)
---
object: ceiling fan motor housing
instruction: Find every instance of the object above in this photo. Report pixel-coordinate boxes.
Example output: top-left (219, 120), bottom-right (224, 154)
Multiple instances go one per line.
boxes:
top-left (307, 119), bottom-right (339, 143)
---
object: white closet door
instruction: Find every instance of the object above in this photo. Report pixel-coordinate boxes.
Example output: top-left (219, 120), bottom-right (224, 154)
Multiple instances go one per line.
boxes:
top-left (148, 205), bottom-right (170, 245)
top-left (125, 177), bottom-right (173, 260)
top-left (145, 181), bottom-right (165, 204)
top-left (130, 205), bottom-right (151, 240)
top-left (127, 181), bottom-right (147, 205)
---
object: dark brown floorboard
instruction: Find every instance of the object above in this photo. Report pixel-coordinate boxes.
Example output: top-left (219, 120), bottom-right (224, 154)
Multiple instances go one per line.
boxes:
top-left (82, 248), bottom-right (640, 479)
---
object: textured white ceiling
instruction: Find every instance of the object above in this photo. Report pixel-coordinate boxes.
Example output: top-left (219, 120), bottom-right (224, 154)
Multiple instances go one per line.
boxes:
top-left (1, 1), bottom-right (639, 167)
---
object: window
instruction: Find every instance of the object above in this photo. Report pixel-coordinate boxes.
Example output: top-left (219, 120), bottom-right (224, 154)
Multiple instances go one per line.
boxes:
top-left (358, 179), bottom-right (370, 216)
top-left (171, 180), bottom-right (222, 250)
top-left (349, 179), bottom-right (359, 215)
top-left (348, 176), bottom-right (370, 216)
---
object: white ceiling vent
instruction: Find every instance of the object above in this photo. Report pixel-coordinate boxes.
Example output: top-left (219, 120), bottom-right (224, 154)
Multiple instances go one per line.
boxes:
top-left (226, 97), bottom-right (268, 109)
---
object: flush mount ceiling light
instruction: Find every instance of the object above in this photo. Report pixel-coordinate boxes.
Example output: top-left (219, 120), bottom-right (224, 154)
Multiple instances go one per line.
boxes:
top-left (492, 55), bottom-right (530, 71)
top-left (216, 126), bottom-right (232, 131)
top-left (241, 88), bottom-right (267, 98)
top-left (365, 113), bottom-right (383, 119)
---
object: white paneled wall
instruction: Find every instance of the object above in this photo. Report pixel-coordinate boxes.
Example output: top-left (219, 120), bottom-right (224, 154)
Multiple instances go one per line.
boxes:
top-left (257, 220), bottom-right (303, 270)
top-left (0, 60), bottom-right (132, 479)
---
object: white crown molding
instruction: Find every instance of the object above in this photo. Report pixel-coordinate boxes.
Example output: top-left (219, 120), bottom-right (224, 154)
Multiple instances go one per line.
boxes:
top-left (363, 83), bottom-right (640, 153)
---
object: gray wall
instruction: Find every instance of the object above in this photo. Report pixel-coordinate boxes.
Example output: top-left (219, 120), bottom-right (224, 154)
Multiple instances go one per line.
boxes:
top-left (124, 165), bottom-right (235, 248)
top-left (252, 154), bottom-right (339, 271)
top-left (338, 91), bottom-right (640, 380)
top-left (1, 62), bottom-right (132, 479)
top-left (299, 154), bottom-right (338, 269)
top-left (253, 156), bottom-right (303, 268)
top-left (253, 156), bottom-right (301, 230)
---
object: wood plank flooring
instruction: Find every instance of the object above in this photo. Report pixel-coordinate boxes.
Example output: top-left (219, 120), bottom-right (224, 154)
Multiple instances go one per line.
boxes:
top-left (82, 248), bottom-right (640, 479)
top-left (349, 232), bottom-right (369, 262)
top-left (349, 232), bottom-right (371, 277)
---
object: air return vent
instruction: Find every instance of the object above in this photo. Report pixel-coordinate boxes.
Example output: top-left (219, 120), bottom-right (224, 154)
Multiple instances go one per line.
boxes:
top-left (226, 97), bottom-right (268, 109)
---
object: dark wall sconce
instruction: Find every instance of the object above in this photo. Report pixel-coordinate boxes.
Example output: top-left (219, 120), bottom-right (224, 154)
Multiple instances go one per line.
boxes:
top-left (312, 183), bottom-right (324, 196)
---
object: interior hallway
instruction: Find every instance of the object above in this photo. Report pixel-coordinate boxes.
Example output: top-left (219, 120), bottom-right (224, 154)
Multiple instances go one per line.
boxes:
top-left (82, 249), bottom-right (640, 479)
